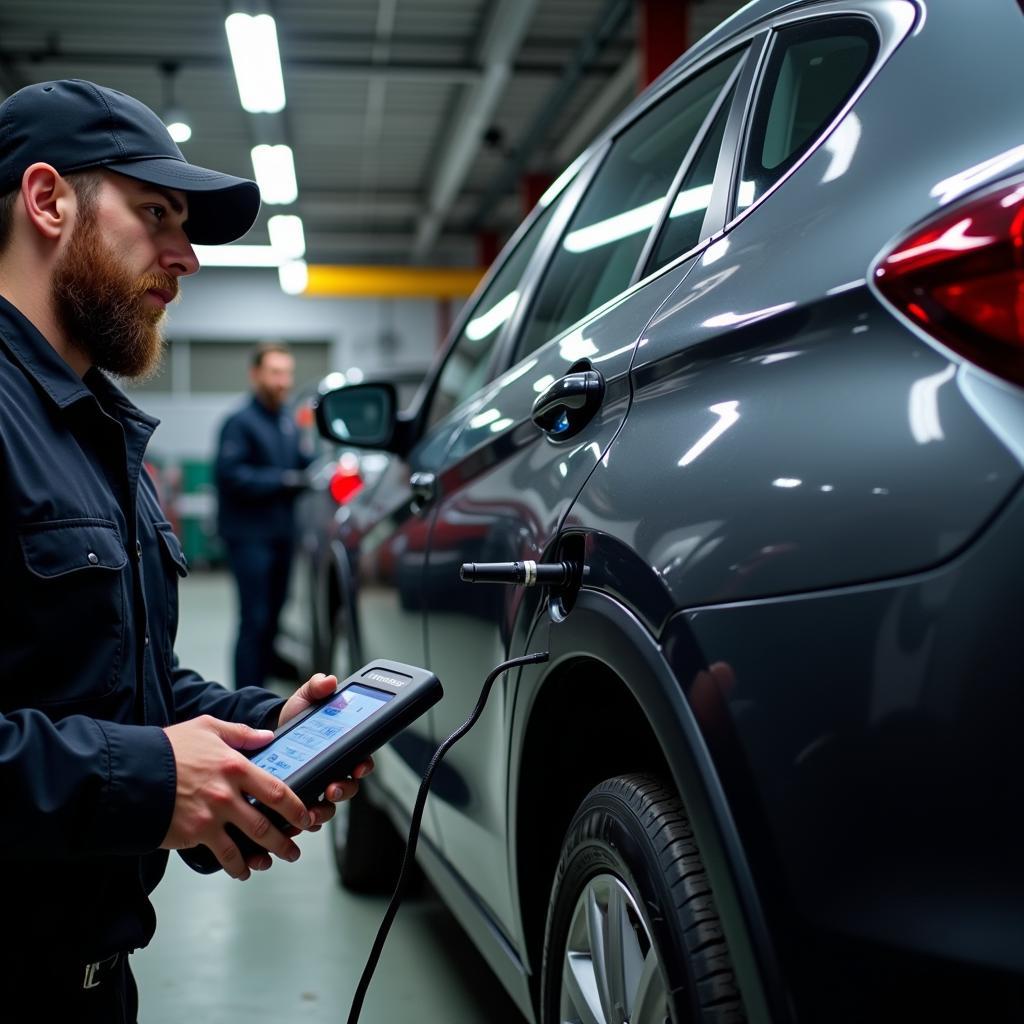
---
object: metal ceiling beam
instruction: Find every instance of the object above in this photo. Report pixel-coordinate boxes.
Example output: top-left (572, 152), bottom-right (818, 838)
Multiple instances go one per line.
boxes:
top-left (410, 0), bottom-right (541, 261)
top-left (298, 191), bottom-right (519, 223)
top-left (0, 48), bottom-right (625, 86)
top-left (470, 0), bottom-right (633, 230)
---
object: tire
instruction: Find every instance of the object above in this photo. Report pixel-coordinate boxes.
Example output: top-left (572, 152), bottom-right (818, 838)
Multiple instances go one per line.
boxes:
top-left (541, 774), bottom-right (746, 1024)
top-left (329, 786), bottom-right (406, 894)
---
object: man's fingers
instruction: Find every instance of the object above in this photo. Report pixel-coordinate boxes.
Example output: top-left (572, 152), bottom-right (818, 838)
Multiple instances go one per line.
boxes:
top-left (214, 834), bottom-right (251, 881)
top-left (246, 852), bottom-right (273, 872)
top-left (235, 799), bottom-right (301, 864)
top-left (243, 764), bottom-right (311, 832)
top-left (324, 779), bottom-right (360, 802)
top-left (208, 717), bottom-right (275, 751)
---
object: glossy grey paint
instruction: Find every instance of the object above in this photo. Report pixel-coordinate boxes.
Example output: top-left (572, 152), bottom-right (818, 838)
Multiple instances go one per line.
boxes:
top-left (420, 256), bottom-right (698, 941)
top-left (311, 1), bottom-right (1024, 1019)
top-left (666, 481), bottom-right (1024, 1018)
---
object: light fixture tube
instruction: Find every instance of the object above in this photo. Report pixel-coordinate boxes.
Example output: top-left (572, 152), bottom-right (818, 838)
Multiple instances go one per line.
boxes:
top-left (225, 13), bottom-right (286, 113)
top-left (268, 214), bottom-right (306, 260)
top-left (251, 144), bottom-right (298, 205)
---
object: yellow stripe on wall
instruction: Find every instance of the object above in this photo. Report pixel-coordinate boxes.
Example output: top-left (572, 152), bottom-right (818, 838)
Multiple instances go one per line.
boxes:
top-left (305, 265), bottom-right (484, 298)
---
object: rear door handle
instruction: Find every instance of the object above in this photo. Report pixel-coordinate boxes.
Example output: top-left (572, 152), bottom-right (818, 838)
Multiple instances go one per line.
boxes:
top-left (409, 471), bottom-right (437, 513)
top-left (531, 369), bottom-right (605, 439)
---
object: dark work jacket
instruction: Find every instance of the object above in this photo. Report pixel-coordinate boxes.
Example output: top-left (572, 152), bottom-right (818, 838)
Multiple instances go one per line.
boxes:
top-left (215, 395), bottom-right (311, 542)
top-left (0, 296), bottom-right (284, 965)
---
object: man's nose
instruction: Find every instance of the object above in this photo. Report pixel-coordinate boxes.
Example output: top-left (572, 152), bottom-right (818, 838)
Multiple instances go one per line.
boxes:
top-left (160, 233), bottom-right (200, 277)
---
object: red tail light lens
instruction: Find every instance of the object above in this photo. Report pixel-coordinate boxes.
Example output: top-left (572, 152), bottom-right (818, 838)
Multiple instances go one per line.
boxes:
top-left (328, 453), bottom-right (363, 505)
top-left (874, 176), bottom-right (1024, 386)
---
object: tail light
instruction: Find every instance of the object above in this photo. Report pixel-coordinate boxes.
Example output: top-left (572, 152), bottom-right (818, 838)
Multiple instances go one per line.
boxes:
top-left (329, 452), bottom-right (363, 505)
top-left (874, 175), bottom-right (1024, 387)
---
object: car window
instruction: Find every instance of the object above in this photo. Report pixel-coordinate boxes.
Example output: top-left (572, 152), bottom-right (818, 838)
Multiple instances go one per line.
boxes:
top-left (646, 84), bottom-right (735, 274)
top-left (425, 199), bottom-right (559, 431)
top-left (736, 18), bottom-right (877, 211)
top-left (515, 49), bottom-right (744, 360)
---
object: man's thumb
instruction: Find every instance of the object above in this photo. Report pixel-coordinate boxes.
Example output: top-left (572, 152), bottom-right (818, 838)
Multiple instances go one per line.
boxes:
top-left (215, 719), bottom-right (275, 750)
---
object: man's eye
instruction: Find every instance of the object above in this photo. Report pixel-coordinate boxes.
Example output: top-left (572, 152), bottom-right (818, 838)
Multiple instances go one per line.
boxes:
top-left (146, 205), bottom-right (166, 221)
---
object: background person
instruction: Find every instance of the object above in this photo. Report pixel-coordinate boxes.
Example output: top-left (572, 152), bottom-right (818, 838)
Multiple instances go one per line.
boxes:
top-left (215, 342), bottom-right (313, 689)
top-left (0, 79), bottom-right (369, 1022)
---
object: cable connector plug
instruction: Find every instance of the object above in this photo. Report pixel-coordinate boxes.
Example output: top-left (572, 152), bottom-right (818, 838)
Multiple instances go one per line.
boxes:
top-left (460, 560), bottom-right (575, 587)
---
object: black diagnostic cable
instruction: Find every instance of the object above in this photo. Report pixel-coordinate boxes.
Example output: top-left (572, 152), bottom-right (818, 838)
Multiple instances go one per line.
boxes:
top-left (345, 649), bottom-right (550, 1024)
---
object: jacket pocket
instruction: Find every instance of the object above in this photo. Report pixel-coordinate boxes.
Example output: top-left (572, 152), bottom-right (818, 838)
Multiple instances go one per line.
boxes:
top-left (154, 522), bottom-right (189, 577)
top-left (9, 519), bottom-right (129, 710)
top-left (20, 518), bottom-right (128, 578)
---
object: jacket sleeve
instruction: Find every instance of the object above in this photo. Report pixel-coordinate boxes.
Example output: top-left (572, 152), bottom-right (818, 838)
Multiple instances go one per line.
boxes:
top-left (169, 654), bottom-right (285, 731)
top-left (215, 414), bottom-right (297, 499)
top-left (0, 708), bottom-right (177, 861)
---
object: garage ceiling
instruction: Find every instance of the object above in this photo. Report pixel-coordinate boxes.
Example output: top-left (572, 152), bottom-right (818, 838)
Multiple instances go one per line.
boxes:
top-left (0, 0), bottom-right (748, 266)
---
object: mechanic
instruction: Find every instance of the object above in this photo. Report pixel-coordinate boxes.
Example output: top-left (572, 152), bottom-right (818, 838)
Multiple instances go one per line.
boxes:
top-left (215, 342), bottom-right (312, 689)
top-left (0, 79), bottom-right (371, 1022)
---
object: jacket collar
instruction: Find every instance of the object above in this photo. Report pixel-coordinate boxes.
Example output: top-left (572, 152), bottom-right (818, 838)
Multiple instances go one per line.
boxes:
top-left (0, 293), bottom-right (158, 429)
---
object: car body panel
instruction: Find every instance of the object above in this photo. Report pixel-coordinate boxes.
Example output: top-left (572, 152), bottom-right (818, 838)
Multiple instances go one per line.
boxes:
top-left (420, 257), bottom-right (702, 936)
top-left (308, 0), bottom-right (1024, 1018)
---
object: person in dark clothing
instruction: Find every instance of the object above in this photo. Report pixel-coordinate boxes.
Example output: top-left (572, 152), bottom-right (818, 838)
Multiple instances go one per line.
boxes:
top-left (215, 342), bottom-right (312, 688)
top-left (0, 80), bottom-right (371, 1022)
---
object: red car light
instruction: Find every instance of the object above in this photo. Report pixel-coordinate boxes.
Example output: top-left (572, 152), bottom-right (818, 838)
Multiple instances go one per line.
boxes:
top-left (329, 459), bottom-right (363, 505)
top-left (874, 178), bottom-right (1024, 386)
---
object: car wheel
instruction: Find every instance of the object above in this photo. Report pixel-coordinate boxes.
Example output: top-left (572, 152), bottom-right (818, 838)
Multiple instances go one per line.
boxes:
top-left (328, 787), bottom-right (406, 894)
top-left (541, 774), bottom-right (745, 1024)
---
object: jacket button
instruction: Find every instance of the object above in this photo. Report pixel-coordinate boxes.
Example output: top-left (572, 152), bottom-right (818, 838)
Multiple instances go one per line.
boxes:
top-left (87, 552), bottom-right (99, 565)
top-left (144, 634), bottom-right (150, 646)
top-left (136, 540), bottom-right (143, 559)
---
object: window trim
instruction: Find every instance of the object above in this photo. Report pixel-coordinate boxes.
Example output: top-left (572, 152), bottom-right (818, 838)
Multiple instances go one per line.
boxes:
top-left (414, 148), bottom-right (603, 439)
top-left (719, 0), bottom-right (916, 234)
top-left (421, 0), bottom-right (917, 434)
top-left (634, 50), bottom-right (749, 286)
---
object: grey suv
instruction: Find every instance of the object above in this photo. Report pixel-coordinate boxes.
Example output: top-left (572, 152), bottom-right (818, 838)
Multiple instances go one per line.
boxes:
top-left (313, 2), bottom-right (1024, 1021)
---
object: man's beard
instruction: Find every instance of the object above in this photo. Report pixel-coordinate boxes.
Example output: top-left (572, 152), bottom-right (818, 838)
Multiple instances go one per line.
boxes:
top-left (52, 210), bottom-right (178, 381)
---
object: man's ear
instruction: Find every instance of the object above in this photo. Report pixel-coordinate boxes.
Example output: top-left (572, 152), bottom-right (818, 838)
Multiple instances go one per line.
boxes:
top-left (20, 163), bottom-right (76, 242)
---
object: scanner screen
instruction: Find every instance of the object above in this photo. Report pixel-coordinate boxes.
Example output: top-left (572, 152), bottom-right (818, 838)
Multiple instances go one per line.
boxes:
top-left (251, 683), bottom-right (392, 781)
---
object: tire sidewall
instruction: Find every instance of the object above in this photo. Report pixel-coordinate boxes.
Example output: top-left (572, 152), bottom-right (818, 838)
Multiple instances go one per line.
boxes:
top-left (542, 787), bottom-right (695, 1024)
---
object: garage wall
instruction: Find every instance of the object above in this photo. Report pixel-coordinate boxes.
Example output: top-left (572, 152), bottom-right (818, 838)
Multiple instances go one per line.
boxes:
top-left (128, 267), bottom-right (454, 461)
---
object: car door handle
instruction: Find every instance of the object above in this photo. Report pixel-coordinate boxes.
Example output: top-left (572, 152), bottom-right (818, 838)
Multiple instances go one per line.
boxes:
top-left (531, 369), bottom-right (605, 439)
top-left (409, 471), bottom-right (437, 513)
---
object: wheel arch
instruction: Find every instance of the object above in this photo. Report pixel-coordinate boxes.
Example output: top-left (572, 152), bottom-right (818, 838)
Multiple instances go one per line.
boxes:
top-left (511, 588), bottom-right (788, 1024)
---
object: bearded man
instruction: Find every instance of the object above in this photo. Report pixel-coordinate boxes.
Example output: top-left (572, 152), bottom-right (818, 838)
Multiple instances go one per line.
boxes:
top-left (0, 80), bottom-right (371, 1022)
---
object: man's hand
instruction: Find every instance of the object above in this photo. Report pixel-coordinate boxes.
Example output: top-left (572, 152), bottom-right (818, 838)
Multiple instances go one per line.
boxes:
top-left (160, 715), bottom-right (312, 880)
top-left (276, 672), bottom-right (375, 827)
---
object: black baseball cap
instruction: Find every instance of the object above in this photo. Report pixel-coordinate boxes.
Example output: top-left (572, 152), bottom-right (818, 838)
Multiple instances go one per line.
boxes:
top-left (0, 79), bottom-right (260, 245)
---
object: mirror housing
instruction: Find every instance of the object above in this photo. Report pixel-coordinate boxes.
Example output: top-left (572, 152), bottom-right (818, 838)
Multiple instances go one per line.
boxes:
top-left (314, 381), bottom-right (400, 450)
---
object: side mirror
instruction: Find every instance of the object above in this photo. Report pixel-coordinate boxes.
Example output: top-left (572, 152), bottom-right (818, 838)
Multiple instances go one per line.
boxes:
top-left (315, 382), bottom-right (397, 449)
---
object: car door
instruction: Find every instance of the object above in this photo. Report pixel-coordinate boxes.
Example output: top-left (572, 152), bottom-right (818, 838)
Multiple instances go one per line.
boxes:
top-left (416, 43), bottom-right (755, 947)
top-left (338, 180), bottom-right (583, 830)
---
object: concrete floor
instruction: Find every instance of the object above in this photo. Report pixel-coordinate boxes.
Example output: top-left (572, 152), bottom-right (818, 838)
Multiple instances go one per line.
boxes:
top-left (133, 569), bottom-right (527, 1024)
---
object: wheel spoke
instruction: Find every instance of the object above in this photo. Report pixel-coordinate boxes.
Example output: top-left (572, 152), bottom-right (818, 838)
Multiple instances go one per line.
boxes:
top-left (563, 950), bottom-right (607, 1024)
top-left (630, 948), bottom-right (667, 1024)
top-left (616, 893), bottom-right (646, 1019)
top-left (585, 883), bottom-right (616, 1022)
top-left (603, 880), bottom-right (633, 1021)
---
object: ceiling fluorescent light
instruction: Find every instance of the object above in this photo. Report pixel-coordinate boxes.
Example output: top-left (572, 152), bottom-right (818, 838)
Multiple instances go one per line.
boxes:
top-left (194, 244), bottom-right (281, 267)
top-left (166, 119), bottom-right (192, 143)
top-left (251, 144), bottom-right (298, 205)
top-left (225, 13), bottom-right (286, 113)
top-left (268, 214), bottom-right (306, 260)
top-left (279, 259), bottom-right (309, 295)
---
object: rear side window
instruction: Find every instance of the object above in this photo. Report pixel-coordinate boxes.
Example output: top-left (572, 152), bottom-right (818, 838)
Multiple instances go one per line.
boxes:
top-left (647, 84), bottom-right (735, 274)
top-left (426, 199), bottom-right (559, 429)
top-left (515, 49), bottom-right (744, 359)
top-left (737, 18), bottom-right (876, 211)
